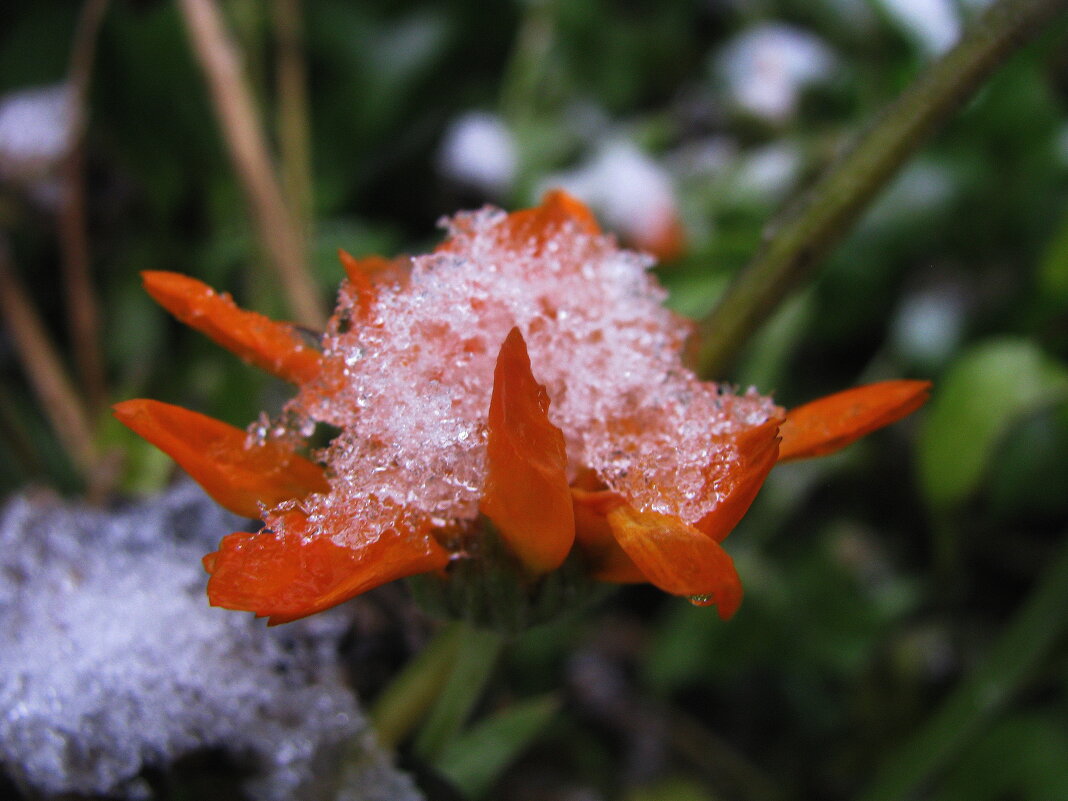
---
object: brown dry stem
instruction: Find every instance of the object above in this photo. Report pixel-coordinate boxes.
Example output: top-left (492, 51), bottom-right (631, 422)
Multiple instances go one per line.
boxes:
top-left (178, 0), bottom-right (324, 328)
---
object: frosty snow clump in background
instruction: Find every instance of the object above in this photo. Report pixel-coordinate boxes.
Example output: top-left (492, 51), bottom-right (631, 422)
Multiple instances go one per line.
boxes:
top-left (0, 483), bottom-right (421, 801)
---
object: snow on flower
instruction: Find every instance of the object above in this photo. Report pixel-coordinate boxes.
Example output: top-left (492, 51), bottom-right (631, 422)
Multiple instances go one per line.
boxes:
top-left (115, 191), bottom-right (929, 625)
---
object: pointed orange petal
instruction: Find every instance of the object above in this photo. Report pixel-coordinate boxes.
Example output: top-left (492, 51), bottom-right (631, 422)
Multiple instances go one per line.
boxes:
top-left (479, 328), bottom-right (575, 575)
top-left (571, 488), bottom-right (645, 583)
top-left (337, 249), bottom-right (377, 316)
top-left (141, 271), bottom-right (321, 384)
top-left (777, 380), bottom-right (932, 462)
top-left (694, 419), bottom-right (781, 542)
top-left (606, 504), bottom-right (743, 620)
top-left (439, 190), bottom-right (601, 257)
top-left (502, 189), bottom-right (602, 246)
top-left (204, 510), bottom-right (449, 624)
top-left (114, 399), bottom-right (328, 518)
top-left (336, 250), bottom-right (412, 321)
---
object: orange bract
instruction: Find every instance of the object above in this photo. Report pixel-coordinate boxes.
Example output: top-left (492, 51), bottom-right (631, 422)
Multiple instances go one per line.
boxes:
top-left (204, 509), bottom-right (449, 625)
top-left (480, 328), bottom-right (575, 574)
top-left (778, 380), bottom-right (932, 462)
top-left (141, 271), bottom-right (322, 385)
top-left (113, 399), bottom-right (328, 519)
top-left (606, 504), bottom-right (743, 620)
top-left (695, 419), bottom-right (782, 542)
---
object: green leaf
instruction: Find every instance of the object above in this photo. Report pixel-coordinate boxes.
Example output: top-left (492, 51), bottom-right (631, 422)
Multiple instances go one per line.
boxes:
top-left (413, 624), bottom-right (505, 760)
top-left (434, 694), bottom-right (560, 798)
top-left (1038, 207), bottom-right (1068, 303)
top-left (931, 714), bottom-right (1068, 801)
top-left (917, 338), bottom-right (1068, 511)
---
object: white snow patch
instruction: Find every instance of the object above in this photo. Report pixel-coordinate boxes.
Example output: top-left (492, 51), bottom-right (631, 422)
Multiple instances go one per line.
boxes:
top-left (0, 483), bottom-right (421, 801)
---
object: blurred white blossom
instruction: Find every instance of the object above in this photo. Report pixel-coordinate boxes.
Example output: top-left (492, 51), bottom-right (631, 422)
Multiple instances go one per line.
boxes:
top-left (877, 0), bottom-right (960, 55)
top-left (541, 139), bottom-right (685, 260)
top-left (437, 111), bottom-right (518, 197)
top-left (0, 83), bottom-right (75, 184)
top-left (715, 24), bottom-right (835, 123)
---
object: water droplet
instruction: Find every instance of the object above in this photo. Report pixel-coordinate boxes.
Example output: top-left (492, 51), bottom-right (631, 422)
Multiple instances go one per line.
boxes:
top-left (689, 594), bottom-right (715, 607)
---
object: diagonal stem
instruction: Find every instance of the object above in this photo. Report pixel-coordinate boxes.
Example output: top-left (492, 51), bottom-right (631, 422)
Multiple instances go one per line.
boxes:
top-left (273, 0), bottom-right (314, 241)
top-left (178, 0), bottom-right (324, 328)
top-left (697, 0), bottom-right (1068, 376)
top-left (0, 238), bottom-right (98, 486)
top-left (60, 0), bottom-right (111, 415)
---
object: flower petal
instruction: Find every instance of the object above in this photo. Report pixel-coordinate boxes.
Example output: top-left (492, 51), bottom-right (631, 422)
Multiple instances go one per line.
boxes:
top-left (777, 380), bottom-right (932, 462)
top-left (694, 419), bottom-right (781, 542)
top-left (441, 190), bottom-right (601, 257)
top-left (480, 328), bottom-right (575, 575)
top-left (113, 399), bottom-right (328, 519)
top-left (141, 271), bottom-right (322, 384)
top-left (571, 488), bottom-right (645, 583)
top-left (204, 509), bottom-right (449, 624)
top-left (502, 189), bottom-right (602, 244)
top-left (606, 504), bottom-right (743, 620)
top-left (336, 250), bottom-right (411, 320)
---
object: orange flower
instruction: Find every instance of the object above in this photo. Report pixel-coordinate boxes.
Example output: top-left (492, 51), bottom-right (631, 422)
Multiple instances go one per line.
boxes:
top-left (116, 191), bottom-right (929, 625)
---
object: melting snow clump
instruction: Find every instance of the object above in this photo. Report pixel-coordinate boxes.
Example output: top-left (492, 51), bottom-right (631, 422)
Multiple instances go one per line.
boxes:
top-left (283, 201), bottom-right (779, 550)
top-left (0, 483), bottom-right (422, 801)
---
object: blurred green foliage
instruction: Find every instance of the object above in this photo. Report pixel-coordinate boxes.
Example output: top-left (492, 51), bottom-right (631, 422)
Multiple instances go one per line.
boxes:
top-left (2, 1), bottom-right (1068, 800)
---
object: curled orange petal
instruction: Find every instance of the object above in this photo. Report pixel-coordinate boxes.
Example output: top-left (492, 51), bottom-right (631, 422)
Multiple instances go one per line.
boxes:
top-left (141, 271), bottom-right (321, 384)
top-left (114, 399), bottom-right (328, 519)
top-left (204, 509), bottom-right (449, 624)
top-left (777, 380), bottom-right (932, 462)
top-left (571, 487), bottom-right (645, 583)
top-left (694, 419), bottom-right (781, 542)
top-left (606, 504), bottom-right (743, 620)
top-left (479, 327), bottom-right (575, 575)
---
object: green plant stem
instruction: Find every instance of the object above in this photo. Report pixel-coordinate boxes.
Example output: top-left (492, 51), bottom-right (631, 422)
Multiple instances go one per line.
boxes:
top-left (369, 623), bottom-right (464, 751)
top-left (413, 622), bottom-right (506, 760)
top-left (858, 531), bottom-right (1068, 801)
top-left (697, 0), bottom-right (1068, 377)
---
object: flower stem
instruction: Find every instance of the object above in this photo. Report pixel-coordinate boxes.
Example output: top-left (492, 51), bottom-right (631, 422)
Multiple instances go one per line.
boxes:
top-left (273, 0), bottom-right (314, 241)
top-left (697, 0), bottom-right (1068, 376)
top-left (858, 531), bottom-right (1068, 801)
top-left (370, 623), bottom-right (464, 751)
top-left (60, 0), bottom-right (110, 416)
top-left (177, 0), bottom-right (324, 328)
top-left (413, 622), bottom-right (506, 760)
top-left (0, 238), bottom-right (98, 489)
